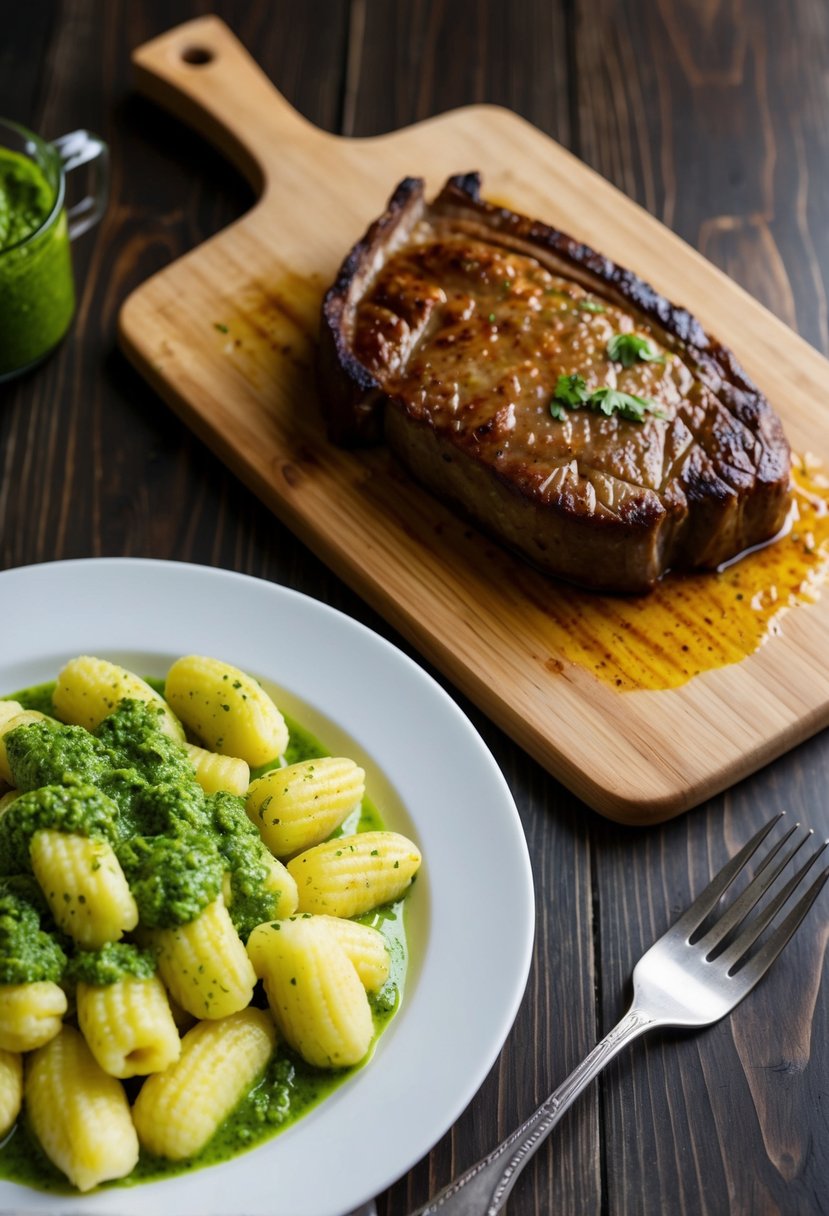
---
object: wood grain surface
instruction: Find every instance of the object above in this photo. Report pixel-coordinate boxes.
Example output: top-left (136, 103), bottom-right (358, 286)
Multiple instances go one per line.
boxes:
top-left (1, 2), bottom-right (827, 1213)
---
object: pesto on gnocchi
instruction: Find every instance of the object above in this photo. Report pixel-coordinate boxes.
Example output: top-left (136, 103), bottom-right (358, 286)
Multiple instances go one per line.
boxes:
top-left (0, 654), bottom-right (421, 1193)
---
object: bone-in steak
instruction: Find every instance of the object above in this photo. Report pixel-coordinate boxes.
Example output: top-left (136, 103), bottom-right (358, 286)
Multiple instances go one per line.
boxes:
top-left (319, 174), bottom-right (791, 593)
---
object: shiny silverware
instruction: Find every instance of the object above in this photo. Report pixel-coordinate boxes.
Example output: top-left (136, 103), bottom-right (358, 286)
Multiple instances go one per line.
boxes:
top-left (409, 814), bottom-right (828, 1216)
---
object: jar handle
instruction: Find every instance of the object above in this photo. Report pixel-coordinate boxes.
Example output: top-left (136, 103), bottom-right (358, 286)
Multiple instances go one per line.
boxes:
top-left (51, 130), bottom-right (109, 241)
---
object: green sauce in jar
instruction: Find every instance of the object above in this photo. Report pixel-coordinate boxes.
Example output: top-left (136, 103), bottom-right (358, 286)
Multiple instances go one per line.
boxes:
top-left (0, 147), bottom-right (75, 378)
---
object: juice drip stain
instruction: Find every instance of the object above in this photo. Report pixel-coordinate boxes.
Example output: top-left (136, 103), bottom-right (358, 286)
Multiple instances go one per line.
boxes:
top-left (546, 454), bottom-right (829, 692)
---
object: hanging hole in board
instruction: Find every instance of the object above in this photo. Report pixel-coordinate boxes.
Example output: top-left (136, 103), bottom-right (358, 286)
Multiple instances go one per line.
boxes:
top-left (181, 46), bottom-right (214, 66)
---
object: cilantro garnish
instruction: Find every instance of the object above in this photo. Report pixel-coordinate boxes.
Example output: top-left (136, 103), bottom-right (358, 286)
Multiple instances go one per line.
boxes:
top-left (606, 332), bottom-right (665, 368)
top-left (589, 386), bottom-right (667, 421)
top-left (552, 373), bottom-right (590, 409)
top-left (550, 374), bottom-right (665, 423)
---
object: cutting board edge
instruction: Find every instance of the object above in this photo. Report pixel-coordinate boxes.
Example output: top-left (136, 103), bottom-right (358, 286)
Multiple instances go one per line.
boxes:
top-left (430, 647), bottom-right (829, 824)
top-left (568, 705), bottom-right (829, 824)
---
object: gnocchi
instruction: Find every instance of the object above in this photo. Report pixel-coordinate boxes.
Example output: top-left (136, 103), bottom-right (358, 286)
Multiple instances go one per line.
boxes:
top-left (0, 653), bottom-right (421, 1192)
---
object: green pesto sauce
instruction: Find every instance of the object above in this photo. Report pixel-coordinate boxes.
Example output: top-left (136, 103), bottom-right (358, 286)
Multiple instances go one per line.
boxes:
top-left (3, 717), bottom-right (109, 793)
top-left (0, 150), bottom-right (52, 249)
top-left (5, 682), bottom-right (54, 716)
top-left (0, 888), bottom-right (66, 984)
top-left (0, 149), bottom-right (75, 378)
top-left (3, 697), bottom-right (249, 931)
top-left (209, 791), bottom-right (281, 940)
top-left (0, 683), bottom-right (410, 1193)
top-left (66, 941), bottom-right (155, 987)
top-left (117, 830), bottom-right (224, 929)
top-left (0, 780), bottom-right (119, 874)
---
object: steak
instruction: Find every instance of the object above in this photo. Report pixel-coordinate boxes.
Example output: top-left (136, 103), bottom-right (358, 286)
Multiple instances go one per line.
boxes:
top-left (318, 174), bottom-right (791, 594)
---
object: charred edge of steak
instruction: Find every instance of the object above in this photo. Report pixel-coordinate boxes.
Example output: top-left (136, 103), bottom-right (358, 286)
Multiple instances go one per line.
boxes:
top-left (319, 178), bottom-right (426, 444)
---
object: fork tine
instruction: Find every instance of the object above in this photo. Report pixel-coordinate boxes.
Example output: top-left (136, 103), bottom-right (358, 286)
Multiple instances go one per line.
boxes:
top-left (700, 825), bottom-right (812, 955)
top-left (718, 841), bottom-right (828, 972)
top-left (722, 862), bottom-right (829, 992)
top-left (672, 814), bottom-right (783, 939)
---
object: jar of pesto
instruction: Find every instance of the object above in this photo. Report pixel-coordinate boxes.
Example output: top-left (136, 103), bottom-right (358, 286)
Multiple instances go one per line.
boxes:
top-left (0, 119), bottom-right (108, 381)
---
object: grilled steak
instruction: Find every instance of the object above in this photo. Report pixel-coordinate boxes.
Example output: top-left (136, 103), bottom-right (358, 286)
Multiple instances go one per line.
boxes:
top-left (319, 174), bottom-right (791, 593)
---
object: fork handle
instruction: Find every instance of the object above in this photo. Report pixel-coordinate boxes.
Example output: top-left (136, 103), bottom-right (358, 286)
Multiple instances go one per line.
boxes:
top-left (411, 1007), bottom-right (658, 1216)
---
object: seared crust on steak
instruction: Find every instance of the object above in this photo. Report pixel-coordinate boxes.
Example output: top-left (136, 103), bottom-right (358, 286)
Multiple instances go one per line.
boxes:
top-left (319, 174), bottom-right (791, 593)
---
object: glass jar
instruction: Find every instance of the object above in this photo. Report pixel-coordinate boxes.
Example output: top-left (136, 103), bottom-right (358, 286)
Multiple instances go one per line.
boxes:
top-left (0, 119), bottom-right (108, 381)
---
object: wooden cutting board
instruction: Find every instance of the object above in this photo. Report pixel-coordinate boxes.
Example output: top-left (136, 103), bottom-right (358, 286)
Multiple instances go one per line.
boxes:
top-left (119, 16), bottom-right (829, 824)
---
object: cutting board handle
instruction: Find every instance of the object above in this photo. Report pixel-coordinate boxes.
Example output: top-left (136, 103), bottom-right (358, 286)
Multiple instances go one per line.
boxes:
top-left (132, 16), bottom-right (321, 194)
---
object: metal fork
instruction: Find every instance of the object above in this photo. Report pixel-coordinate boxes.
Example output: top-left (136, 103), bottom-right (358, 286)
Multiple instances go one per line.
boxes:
top-left (409, 814), bottom-right (828, 1216)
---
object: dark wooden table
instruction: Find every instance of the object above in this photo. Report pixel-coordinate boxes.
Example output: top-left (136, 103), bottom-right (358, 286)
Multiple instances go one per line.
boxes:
top-left (2, 2), bottom-right (828, 1213)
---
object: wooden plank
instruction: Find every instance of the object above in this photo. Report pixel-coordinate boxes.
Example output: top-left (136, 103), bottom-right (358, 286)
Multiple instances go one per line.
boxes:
top-left (0, 0), bottom-right (55, 121)
top-left (118, 14), bottom-right (829, 823)
top-left (344, 0), bottom-right (571, 143)
top-left (577, 2), bottom-right (829, 1211)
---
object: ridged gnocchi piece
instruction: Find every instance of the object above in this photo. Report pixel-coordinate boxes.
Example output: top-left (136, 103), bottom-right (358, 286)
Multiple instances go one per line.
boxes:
top-left (0, 710), bottom-right (50, 785)
top-left (263, 851), bottom-right (299, 917)
top-left (165, 655), bottom-right (288, 765)
top-left (247, 916), bottom-right (373, 1068)
top-left (316, 915), bottom-right (391, 992)
top-left (0, 1049), bottom-right (22, 1136)
top-left (53, 655), bottom-right (184, 741)
top-left (132, 1008), bottom-right (275, 1160)
top-left (185, 742), bottom-right (250, 796)
top-left (30, 829), bottom-right (138, 948)
top-left (26, 1024), bottom-right (139, 1192)
top-left (246, 757), bottom-right (365, 858)
top-left (77, 975), bottom-right (181, 1079)
top-left (287, 831), bottom-right (422, 918)
top-left (0, 980), bottom-right (67, 1052)
top-left (144, 896), bottom-right (256, 1019)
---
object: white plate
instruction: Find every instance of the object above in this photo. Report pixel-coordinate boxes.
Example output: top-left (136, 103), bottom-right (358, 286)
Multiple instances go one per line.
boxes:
top-left (0, 559), bottom-right (534, 1216)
